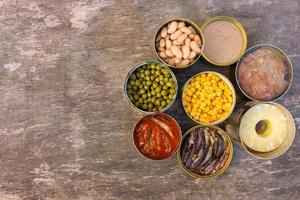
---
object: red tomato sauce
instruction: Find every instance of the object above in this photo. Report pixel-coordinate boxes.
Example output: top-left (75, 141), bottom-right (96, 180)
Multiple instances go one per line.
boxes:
top-left (134, 113), bottom-right (181, 160)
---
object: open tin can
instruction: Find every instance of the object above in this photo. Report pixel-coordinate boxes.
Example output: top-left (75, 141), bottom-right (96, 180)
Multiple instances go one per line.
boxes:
top-left (177, 125), bottom-right (233, 179)
top-left (225, 102), bottom-right (295, 159)
top-left (132, 113), bottom-right (182, 161)
top-left (182, 71), bottom-right (236, 125)
top-left (236, 44), bottom-right (293, 101)
top-left (154, 18), bottom-right (204, 68)
top-left (124, 60), bottom-right (178, 114)
top-left (200, 16), bottom-right (247, 66)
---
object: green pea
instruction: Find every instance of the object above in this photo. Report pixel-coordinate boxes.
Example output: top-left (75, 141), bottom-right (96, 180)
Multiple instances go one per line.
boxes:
top-left (145, 76), bottom-right (150, 81)
top-left (163, 95), bottom-right (168, 100)
top-left (129, 80), bottom-right (135, 85)
top-left (139, 89), bottom-right (145, 94)
top-left (147, 92), bottom-right (152, 98)
top-left (142, 80), bottom-right (147, 85)
top-left (155, 99), bottom-right (161, 106)
top-left (158, 106), bottom-right (164, 110)
top-left (128, 95), bottom-right (133, 101)
top-left (134, 102), bottom-right (140, 107)
top-left (162, 85), bottom-right (168, 90)
top-left (142, 94), bottom-right (147, 99)
top-left (135, 80), bottom-right (141, 86)
top-left (156, 93), bottom-right (161, 98)
top-left (161, 90), bottom-right (167, 96)
top-left (153, 82), bottom-right (159, 88)
top-left (159, 81), bottom-right (164, 85)
top-left (159, 75), bottom-right (164, 81)
top-left (166, 82), bottom-right (174, 87)
top-left (134, 95), bottom-right (139, 100)
top-left (140, 69), bottom-right (145, 73)
top-left (151, 69), bottom-right (155, 74)
top-left (156, 65), bottom-right (162, 70)
top-left (142, 104), bottom-right (148, 110)
top-left (141, 65), bottom-right (146, 70)
top-left (127, 84), bottom-right (132, 89)
top-left (155, 71), bottom-right (161, 76)
top-left (169, 78), bottom-right (174, 82)
top-left (145, 70), bottom-right (150, 75)
top-left (138, 84), bottom-right (143, 89)
top-left (144, 85), bottom-right (149, 90)
top-left (133, 86), bottom-right (138, 91)
top-left (162, 69), bottom-right (169, 75)
top-left (151, 64), bottom-right (156, 69)
top-left (150, 76), bottom-right (155, 81)
top-left (152, 107), bottom-right (158, 112)
top-left (167, 99), bottom-right (171, 104)
top-left (155, 87), bottom-right (161, 93)
top-left (131, 74), bottom-right (136, 79)
top-left (146, 80), bottom-right (152, 85)
top-left (161, 100), bottom-right (167, 107)
top-left (164, 78), bottom-right (169, 82)
top-left (140, 73), bottom-right (145, 78)
top-left (148, 103), bottom-right (153, 108)
top-left (139, 98), bottom-right (143, 104)
top-left (170, 88), bottom-right (175, 94)
top-left (155, 77), bottom-right (160, 82)
top-left (168, 94), bottom-right (174, 99)
top-left (127, 89), bottom-right (133, 95)
top-left (151, 97), bottom-right (157, 103)
top-left (144, 99), bottom-right (148, 104)
top-left (151, 90), bottom-right (156, 96)
top-left (136, 73), bottom-right (140, 78)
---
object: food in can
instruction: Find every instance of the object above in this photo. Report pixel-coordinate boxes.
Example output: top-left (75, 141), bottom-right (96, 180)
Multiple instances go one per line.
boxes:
top-left (134, 113), bottom-right (181, 160)
top-left (202, 19), bottom-right (245, 65)
top-left (155, 20), bottom-right (202, 68)
top-left (126, 63), bottom-right (176, 112)
top-left (240, 103), bottom-right (288, 152)
top-left (237, 48), bottom-right (289, 100)
top-left (180, 126), bottom-right (230, 175)
top-left (183, 72), bottom-right (234, 124)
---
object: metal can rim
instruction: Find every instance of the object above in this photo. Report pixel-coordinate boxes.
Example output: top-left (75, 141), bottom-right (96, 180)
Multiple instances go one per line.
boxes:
top-left (132, 112), bottom-right (182, 161)
top-left (123, 60), bottom-right (178, 114)
top-left (238, 102), bottom-right (296, 159)
top-left (235, 44), bottom-right (293, 101)
top-left (182, 71), bottom-right (236, 125)
top-left (153, 18), bottom-right (204, 69)
top-left (177, 124), bottom-right (233, 179)
top-left (200, 16), bottom-right (248, 66)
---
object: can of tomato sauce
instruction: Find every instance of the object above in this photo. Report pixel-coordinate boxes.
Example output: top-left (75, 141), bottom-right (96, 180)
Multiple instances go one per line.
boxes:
top-left (133, 113), bottom-right (182, 160)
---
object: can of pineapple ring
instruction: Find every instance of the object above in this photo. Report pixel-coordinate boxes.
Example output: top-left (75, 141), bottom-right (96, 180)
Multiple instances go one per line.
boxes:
top-left (224, 101), bottom-right (295, 159)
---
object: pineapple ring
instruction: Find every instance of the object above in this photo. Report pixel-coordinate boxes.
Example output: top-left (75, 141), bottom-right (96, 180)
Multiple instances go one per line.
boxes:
top-left (239, 103), bottom-right (288, 152)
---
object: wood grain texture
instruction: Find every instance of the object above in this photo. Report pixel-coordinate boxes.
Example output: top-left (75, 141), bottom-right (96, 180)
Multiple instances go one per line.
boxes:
top-left (0, 0), bottom-right (299, 199)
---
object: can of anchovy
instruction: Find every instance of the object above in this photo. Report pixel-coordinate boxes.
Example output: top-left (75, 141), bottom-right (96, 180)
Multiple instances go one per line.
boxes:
top-left (235, 44), bottom-right (293, 101)
top-left (225, 102), bottom-right (295, 159)
top-left (177, 125), bottom-right (233, 179)
top-left (154, 18), bottom-right (204, 68)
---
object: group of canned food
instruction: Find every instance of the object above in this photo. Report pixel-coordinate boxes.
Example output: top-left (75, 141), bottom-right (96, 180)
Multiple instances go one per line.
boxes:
top-left (124, 16), bottom-right (295, 179)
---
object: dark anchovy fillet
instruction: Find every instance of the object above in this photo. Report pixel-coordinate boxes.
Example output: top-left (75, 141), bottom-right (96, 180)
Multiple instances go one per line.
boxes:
top-left (194, 128), bottom-right (203, 153)
top-left (203, 128), bottom-right (210, 149)
top-left (215, 133), bottom-right (225, 158)
top-left (200, 145), bottom-right (213, 167)
top-left (191, 148), bottom-right (204, 168)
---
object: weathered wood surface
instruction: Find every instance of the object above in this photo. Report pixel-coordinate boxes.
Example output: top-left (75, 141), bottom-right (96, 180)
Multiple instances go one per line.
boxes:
top-left (0, 0), bottom-right (299, 199)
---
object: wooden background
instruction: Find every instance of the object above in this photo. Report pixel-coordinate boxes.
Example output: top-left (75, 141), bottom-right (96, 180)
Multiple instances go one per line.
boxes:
top-left (0, 0), bottom-right (299, 199)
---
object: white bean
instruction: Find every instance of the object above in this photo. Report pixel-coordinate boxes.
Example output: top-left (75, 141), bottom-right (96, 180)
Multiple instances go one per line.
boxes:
top-left (189, 34), bottom-right (195, 39)
top-left (166, 49), bottom-right (175, 57)
top-left (167, 21), bottom-right (178, 34)
top-left (194, 34), bottom-right (201, 42)
top-left (182, 45), bottom-right (190, 59)
top-left (188, 26), bottom-right (196, 33)
top-left (189, 51), bottom-right (197, 59)
top-left (185, 38), bottom-right (191, 46)
top-left (178, 22), bottom-right (185, 29)
top-left (165, 39), bottom-right (172, 49)
top-left (158, 47), bottom-right (165, 52)
top-left (159, 39), bottom-right (166, 48)
top-left (172, 40), bottom-right (184, 46)
top-left (190, 41), bottom-right (201, 54)
top-left (177, 33), bottom-right (188, 43)
top-left (180, 26), bottom-right (192, 35)
top-left (174, 57), bottom-right (181, 64)
top-left (166, 57), bottom-right (175, 65)
top-left (159, 51), bottom-right (167, 59)
top-left (170, 45), bottom-right (183, 59)
top-left (160, 27), bottom-right (168, 38)
top-left (170, 30), bottom-right (182, 40)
